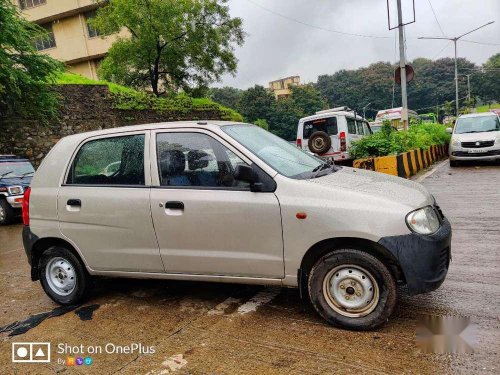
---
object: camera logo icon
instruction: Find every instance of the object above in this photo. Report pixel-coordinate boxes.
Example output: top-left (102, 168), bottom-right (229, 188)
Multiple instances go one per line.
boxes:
top-left (12, 342), bottom-right (51, 363)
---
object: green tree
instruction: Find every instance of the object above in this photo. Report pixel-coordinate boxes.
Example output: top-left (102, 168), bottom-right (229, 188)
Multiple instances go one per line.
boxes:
top-left (236, 85), bottom-right (275, 123)
top-left (289, 84), bottom-right (327, 114)
top-left (474, 53), bottom-right (500, 103)
top-left (0, 0), bottom-right (63, 121)
top-left (209, 86), bottom-right (242, 109)
top-left (92, 0), bottom-right (244, 96)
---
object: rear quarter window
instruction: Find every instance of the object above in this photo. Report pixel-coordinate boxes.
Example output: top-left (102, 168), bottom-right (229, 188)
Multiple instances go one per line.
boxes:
top-left (67, 134), bottom-right (145, 185)
top-left (303, 117), bottom-right (338, 139)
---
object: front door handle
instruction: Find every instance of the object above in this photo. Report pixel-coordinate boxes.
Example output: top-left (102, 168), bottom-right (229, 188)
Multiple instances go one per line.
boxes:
top-left (164, 201), bottom-right (184, 210)
top-left (67, 199), bottom-right (81, 207)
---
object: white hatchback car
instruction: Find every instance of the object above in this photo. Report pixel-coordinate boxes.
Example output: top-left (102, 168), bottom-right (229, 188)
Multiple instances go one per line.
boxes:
top-left (22, 121), bottom-right (451, 330)
top-left (448, 112), bottom-right (500, 166)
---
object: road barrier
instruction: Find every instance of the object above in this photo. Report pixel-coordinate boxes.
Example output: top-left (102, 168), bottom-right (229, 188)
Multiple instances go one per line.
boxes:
top-left (353, 144), bottom-right (448, 178)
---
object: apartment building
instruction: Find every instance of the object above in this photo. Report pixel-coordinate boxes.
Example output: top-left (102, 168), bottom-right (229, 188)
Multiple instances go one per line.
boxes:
top-left (269, 76), bottom-right (300, 100)
top-left (15, 0), bottom-right (125, 79)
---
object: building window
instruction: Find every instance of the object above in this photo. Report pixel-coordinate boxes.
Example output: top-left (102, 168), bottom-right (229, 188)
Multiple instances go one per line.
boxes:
top-left (19, 0), bottom-right (46, 10)
top-left (33, 24), bottom-right (56, 51)
top-left (85, 11), bottom-right (102, 38)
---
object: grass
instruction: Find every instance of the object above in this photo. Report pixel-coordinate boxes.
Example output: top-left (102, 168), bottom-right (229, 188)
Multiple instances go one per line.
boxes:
top-left (475, 103), bottom-right (500, 113)
top-left (54, 72), bottom-right (243, 121)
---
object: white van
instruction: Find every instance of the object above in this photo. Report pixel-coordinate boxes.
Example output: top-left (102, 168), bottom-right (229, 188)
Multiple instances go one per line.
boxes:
top-left (373, 107), bottom-right (419, 130)
top-left (296, 107), bottom-right (372, 162)
top-left (22, 121), bottom-right (451, 330)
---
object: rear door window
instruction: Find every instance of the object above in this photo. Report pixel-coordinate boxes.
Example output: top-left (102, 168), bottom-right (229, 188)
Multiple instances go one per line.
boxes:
top-left (303, 117), bottom-right (338, 139)
top-left (363, 122), bottom-right (372, 135)
top-left (67, 134), bottom-right (145, 185)
top-left (346, 118), bottom-right (357, 134)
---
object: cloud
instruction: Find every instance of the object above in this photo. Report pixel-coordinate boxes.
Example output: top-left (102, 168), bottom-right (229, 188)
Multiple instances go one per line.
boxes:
top-left (217, 0), bottom-right (500, 89)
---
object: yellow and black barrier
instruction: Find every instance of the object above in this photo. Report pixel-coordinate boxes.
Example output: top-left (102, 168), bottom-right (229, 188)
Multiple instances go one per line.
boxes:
top-left (353, 144), bottom-right (448, 178)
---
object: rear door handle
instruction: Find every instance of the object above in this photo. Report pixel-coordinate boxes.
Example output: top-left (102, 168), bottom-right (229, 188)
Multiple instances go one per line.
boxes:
top-left (164, 201), bottom-right (184, 210)
top-left (67, 199), bottom-right (81, 207)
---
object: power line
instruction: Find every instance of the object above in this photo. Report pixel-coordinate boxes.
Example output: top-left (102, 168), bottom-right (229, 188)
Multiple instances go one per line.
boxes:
top-left (426, 0), bottom-right (445, 36)
top-left (245, 0), bottom-right (390, 39)
top-left (432, 40), bottom-right (452, 59)
top-left (461, 39), bottom-right (500, 46)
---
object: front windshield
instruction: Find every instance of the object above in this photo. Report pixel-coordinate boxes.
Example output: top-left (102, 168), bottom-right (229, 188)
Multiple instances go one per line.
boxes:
top-left (223, 125), bottom-right (326, 179)
top-left (454, 116), bottom-right (500, 134)
top-left (0, 161), bottom-right (35, 179)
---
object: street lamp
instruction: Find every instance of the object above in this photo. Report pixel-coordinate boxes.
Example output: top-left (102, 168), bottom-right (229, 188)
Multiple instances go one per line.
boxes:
top-left (418, 21), bottom-right (494, 117)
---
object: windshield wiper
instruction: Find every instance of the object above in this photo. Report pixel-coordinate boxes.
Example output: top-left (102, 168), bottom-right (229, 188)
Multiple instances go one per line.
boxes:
top-left (19, 171), bottom-right (34, 179)
top-left (0, 171), bottom-right (14, 180)
top-left (311, 161), bottom-right (333, 179)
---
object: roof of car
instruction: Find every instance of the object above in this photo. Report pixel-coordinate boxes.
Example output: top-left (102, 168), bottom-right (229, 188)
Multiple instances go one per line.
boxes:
top-left (61, 121), bottom-right (249, 141)
top-left (458, 112), bottom-right (499, 118)
top-left (299, 111), bottom-right (365, 123)
top-left (0, 155), bottom-right (30, 162)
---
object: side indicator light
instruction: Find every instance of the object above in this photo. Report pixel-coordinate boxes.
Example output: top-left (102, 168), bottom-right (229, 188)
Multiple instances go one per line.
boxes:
top-left (296, 212), bottom-right (307, 220)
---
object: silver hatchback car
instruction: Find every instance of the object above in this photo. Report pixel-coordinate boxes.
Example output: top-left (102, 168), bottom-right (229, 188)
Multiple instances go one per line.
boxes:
top-left (448, 112), bottom-right (500, 166)
top-left (22, 121), bottom-right (451, 330)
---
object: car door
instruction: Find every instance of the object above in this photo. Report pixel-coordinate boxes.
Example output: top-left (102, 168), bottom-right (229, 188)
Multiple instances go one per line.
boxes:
top-left (58, 131), bottom-right (163, 273)
top-left (149, 129), bottom-right (284, 278)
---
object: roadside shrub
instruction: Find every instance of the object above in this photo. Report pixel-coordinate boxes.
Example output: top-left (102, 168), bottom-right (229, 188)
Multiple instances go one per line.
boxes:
top-left (350, 123), bottom-right (451, 159)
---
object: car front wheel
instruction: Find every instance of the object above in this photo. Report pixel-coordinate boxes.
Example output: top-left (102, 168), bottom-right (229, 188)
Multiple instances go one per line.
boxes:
top-left (0, 199), bottom-right (15, 225)
top-left (308, 249), bottom-right (396, 330)
top-left (39, 246), bottom-right (92, 305)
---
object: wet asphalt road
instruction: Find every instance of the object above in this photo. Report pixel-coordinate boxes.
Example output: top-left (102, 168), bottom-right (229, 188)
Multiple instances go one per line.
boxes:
top-left (0, 161), bottom-right (499, 374)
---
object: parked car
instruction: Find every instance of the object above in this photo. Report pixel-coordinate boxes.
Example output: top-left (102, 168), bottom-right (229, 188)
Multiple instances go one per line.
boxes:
top-left (22, 121), bottom-right (451, 330)
top-left (0, 155), bottom-right (35, 225)
top-left (374, 107), bottom-right (419, 130)
top-left (448, 112), bottom-right (500, 166)
top-left (296, 107), bottom-right (372, 162)
top-left (419, 113), bottom-right (438, 124)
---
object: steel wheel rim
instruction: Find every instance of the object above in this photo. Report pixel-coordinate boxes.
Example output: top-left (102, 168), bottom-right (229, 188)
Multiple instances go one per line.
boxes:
top-left (0, 205), bottom-right (4, 221)
top-left (313, 138), bottom-right (325, 150)
top-left (322, 264), bottom-right (380, 318)
top-left (45, 257), bottom-right (77, 296)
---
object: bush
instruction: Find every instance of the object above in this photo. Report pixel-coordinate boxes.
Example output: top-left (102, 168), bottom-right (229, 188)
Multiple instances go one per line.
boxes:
top-left (350, 122), bottom-right (451, 159)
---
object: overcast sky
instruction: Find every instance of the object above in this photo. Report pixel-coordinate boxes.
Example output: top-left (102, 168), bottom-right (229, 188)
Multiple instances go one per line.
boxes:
top-left (217, 0), bottom-right (500, 88)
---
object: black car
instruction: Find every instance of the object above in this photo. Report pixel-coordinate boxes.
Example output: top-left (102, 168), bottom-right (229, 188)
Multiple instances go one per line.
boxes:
top-left (0, 155), bottom-right (35, 225)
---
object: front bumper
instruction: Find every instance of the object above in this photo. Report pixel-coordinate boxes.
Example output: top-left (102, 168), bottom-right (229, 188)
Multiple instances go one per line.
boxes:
top-left (378, 218), bottom-right (452, 295)
top-left (6, 195), bottom-right (23, 209)
top-left (449, 144), bottom-right (500, 161)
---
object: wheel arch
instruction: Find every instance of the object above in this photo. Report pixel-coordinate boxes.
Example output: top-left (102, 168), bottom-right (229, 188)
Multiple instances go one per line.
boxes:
top-left (30, 237), bottom-right (87, 281)
top-left (298, 237), bottom-right (404, 297)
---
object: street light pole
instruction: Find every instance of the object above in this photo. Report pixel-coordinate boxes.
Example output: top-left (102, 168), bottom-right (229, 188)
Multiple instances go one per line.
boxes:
top-left (396, 0), bottom-right (409, 130)
top-left (418, 21), bottom-right (494, 117)
top-left (362, 102), bottom-right (372, 119)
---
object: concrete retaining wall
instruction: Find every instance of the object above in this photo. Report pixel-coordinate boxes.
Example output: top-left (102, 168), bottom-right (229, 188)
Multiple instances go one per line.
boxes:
top-left (353, 144), bottom-right (448, 178)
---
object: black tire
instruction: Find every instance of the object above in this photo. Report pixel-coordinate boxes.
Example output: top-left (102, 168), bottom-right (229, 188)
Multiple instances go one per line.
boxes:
top-left (449, 160), bottom-right (459, 167)
top-left (308, 131), bottom-right (332, 154)
top-left (0, 199), bottom-right (15, 225)
top-left (39, 246), bottom-right (92, 305)
top-left (308, 249), bottom-right (396, 331)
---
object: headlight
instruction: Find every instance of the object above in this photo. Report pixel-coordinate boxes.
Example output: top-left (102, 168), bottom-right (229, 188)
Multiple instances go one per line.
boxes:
top-left (7, 186), bottom-right (24, 195)
top-left (406, 206), bottom-right (440, 235)
top-left (451, 138), bottom-right (460, 146)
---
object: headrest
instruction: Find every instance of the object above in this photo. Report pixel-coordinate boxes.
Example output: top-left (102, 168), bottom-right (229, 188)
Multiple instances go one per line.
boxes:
top-left (160, 150), bottom-right (185, 177)
top-left (188, 150), bottom-right (212, 170)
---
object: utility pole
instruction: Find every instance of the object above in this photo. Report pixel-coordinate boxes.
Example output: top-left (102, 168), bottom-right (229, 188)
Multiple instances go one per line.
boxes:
top-left (396, 0), bottom-right (409, 130)
top-left (419, 21), bottom-right (494, 118)
top-left (362, 102), bottom-right (372, 119)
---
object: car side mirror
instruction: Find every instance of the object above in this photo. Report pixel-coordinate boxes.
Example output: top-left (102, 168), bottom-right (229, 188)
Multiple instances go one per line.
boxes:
top-left (234, 164), bottom-right (263, 192)
top-left (445, 127), bottom-right (453, 134)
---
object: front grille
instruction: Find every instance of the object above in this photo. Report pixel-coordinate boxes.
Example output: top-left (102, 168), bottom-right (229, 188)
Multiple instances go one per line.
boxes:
top-left (453, 150), bottom-right (500, 157)
top-left (439, 247), bottom-right (450, 270)
top-left (461, 140), bottom-right (495, 148)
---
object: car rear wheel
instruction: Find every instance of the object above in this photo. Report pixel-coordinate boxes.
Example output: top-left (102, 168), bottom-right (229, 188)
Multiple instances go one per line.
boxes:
top-left (308, 131), bottom-right (331, 154)
top-left (308, 249), bottom-right (396, 330)
top-left (39, 246), bottom-right (92, 305)
top-left (0, 199), bottom-right (15, 225)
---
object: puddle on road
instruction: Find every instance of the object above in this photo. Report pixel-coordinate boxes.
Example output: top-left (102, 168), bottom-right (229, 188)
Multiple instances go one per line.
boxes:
top-left (74, 304), bottom-right (100, 321)
top-left (0, 305), bottom-right (78, 336)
